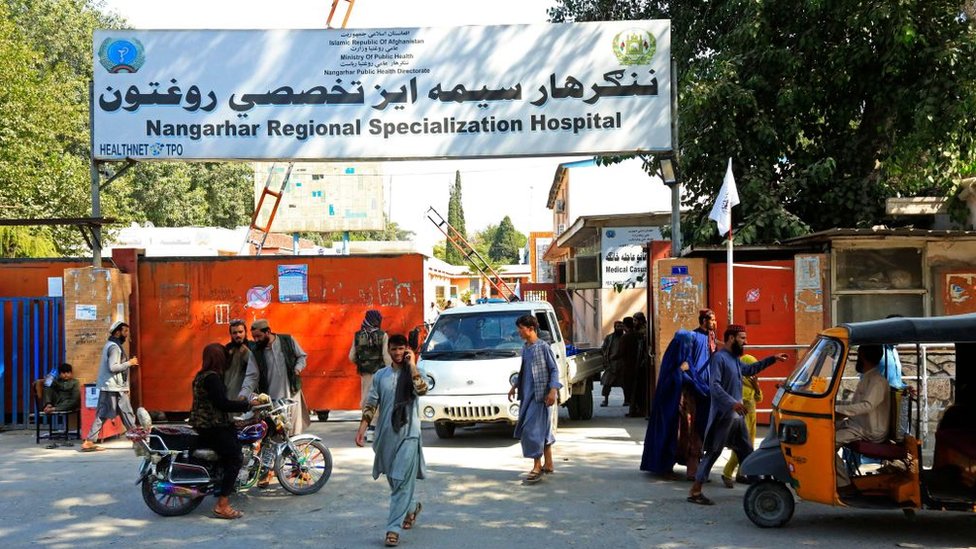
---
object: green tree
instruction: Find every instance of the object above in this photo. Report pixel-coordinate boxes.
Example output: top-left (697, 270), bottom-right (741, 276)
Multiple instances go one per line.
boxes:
top-left (0, 226), bottom-right (58, 257)
top-left (104, 162), bottom-right (253, 229)
top-left (487, 216), bottom-right (527, 263)
top-left (444, 170), bottom-right (468, 264)
top-left (0, 0), bottom-right (124, 256)
top-left (320, 216), bottom-right (415, 243)
top-left (0, 3), bottom-right (89, 255)
top-left (550, 1), bottom-right (976, 244)
top-left (471, 223), bottom-right (498, 257)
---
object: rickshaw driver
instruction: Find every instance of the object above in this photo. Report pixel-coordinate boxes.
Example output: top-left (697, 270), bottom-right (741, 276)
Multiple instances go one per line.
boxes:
top-left (834, 344), bottom-right (890, 494)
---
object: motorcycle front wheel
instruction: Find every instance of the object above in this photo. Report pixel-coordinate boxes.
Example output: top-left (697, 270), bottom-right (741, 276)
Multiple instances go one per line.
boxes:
top-left (140, 477), bottom-right (205, 516)
top-left (274, 439), bottom-right (333, 495)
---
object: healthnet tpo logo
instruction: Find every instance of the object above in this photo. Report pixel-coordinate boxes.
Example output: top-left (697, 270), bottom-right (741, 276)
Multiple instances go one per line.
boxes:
top-left (98, 37), bottom-right (145, 73)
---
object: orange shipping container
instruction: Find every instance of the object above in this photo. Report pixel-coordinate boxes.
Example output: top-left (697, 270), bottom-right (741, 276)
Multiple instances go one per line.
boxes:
top-left (135, 254), bottom-right (425, 413)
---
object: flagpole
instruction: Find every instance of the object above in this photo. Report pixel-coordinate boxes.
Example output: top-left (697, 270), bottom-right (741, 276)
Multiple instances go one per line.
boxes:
top-left (727, 227), bottom-right (734, 324)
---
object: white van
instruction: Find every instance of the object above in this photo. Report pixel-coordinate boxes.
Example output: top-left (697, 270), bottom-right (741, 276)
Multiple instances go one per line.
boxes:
top-left (418, 300), bottom-right (603, 438)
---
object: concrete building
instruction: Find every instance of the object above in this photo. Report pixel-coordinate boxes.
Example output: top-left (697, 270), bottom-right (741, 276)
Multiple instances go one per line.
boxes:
top-left (542, 158), bottom-right (672, 346)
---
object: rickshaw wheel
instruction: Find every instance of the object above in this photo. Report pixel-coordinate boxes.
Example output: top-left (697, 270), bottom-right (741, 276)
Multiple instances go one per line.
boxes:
top-left (744, 480), bottom-right (795, 528)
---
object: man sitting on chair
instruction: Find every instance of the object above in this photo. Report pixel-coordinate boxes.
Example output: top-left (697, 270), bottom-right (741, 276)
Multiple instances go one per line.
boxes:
top-left (43, 363), bottom-right (81, 414)
top-left (835, 344), bottom-right (890, 492)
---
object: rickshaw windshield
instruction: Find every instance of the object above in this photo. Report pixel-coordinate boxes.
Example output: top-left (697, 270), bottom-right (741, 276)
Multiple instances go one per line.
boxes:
top-left (784, 336), bottom-right (843, 396)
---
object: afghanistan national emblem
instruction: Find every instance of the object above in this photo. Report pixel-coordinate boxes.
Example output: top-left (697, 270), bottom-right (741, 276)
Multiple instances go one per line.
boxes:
top-left (612, 29), bottom-right (655, 65)
top-left (98, 38), bottom-right (145, 73)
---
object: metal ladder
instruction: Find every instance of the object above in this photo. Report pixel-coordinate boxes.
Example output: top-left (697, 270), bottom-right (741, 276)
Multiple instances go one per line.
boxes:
top-left (326, 0), bottom-right (357, 28)
top-left (244, 1), bottom-right (360, 255)
top-left (426, 206), bottom-right (517, 300)
top-left (245, 163), bottom-right (295, 255)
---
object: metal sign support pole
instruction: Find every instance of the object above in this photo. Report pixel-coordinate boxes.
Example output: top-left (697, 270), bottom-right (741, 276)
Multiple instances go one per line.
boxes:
top-left (89, 82), bottom-right (101, 268)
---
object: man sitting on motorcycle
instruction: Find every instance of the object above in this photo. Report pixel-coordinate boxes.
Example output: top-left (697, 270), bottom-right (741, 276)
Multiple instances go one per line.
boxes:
top-left (189, 343), bottom-right (262, 519)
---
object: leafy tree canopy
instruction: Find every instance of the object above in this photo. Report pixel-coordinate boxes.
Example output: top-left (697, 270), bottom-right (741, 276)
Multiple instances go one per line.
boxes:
top-left (487, 215), bottom-right (527, 263)
top-left (550, 1), bottom-right (976, 245)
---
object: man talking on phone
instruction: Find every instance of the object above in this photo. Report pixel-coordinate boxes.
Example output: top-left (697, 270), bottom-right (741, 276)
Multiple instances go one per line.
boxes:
top-left (355, 334), bottom-right (428, 548)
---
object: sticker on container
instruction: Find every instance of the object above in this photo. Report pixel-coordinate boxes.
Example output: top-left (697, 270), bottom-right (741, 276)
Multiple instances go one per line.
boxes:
top-left (745, 288), bottom-right (761, 303)
top-left (246, 285), bottom-right (274, 309)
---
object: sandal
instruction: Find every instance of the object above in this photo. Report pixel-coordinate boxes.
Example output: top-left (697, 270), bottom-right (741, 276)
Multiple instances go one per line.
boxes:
top-left (213, 506), bottom-right (244, 520)
top-left (542, 466), bottom-right (554, 474)
top-left (402, 502), bottom-right (422, 530)
top-left (687, 493), bottom-right (715, 506)
top-left (257, 472), bottom-right (275, 488)
top-left (721, 475), bottom-right (735, 489)
top-left (524, 469), bottom-right (543, 484)
top-left (385, 531), bottom-right (399, 547)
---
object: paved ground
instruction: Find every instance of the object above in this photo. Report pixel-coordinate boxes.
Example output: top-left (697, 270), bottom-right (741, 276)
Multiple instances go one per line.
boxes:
top-left (1, 392), bottom-right (975, 548)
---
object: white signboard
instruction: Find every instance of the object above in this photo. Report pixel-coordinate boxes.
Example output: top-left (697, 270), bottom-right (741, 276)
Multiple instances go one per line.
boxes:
top-left (601, 227), bottom-right (662, 289)
top-left (92, 21), bottom-right (671, 161)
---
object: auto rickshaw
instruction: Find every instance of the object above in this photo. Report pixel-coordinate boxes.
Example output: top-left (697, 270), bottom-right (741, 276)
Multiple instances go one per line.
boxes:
top-left (740, 313), bottom-right (976, 527)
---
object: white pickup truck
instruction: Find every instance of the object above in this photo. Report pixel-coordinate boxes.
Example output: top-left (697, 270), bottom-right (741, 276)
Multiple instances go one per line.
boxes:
top-left (418, 301), bottom-right (604, 438)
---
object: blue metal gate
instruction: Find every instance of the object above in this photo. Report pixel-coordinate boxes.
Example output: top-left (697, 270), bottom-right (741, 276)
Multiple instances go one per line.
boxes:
top-left (1, 298), bottom-right (64, 428)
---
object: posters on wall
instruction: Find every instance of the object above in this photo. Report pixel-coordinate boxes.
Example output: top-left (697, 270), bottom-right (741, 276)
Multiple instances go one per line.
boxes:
top-left (278, 264), bottom-right (309, 303)
top-left (601, 226), bottom-right (661, 289)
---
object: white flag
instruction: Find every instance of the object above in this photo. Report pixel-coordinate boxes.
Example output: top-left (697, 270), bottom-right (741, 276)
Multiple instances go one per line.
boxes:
top-left (708, 158), bottom-right (740, 236)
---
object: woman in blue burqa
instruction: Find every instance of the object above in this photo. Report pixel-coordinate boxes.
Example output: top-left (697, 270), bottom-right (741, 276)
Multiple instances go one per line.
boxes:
top-left (640, 329), bottom-right (711, 477)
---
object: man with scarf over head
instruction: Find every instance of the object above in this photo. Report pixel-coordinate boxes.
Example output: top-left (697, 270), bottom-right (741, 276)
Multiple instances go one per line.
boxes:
top-left (355, 334), bottom-right (428, 548)
top-left (81, 320), bottom-right (138, 452)
top-left (640, 330), bottom-right (710, 478)
top-left (190, 343), bottom-right (256, 519)
top-left (687, 324), bottom-right (787, 505)
top-left (349, 309), bottom-right (391, 443)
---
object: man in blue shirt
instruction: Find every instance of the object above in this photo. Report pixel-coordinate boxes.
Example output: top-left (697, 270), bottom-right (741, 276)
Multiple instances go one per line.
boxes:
top-left (687, 324), bottom-right (788, 505)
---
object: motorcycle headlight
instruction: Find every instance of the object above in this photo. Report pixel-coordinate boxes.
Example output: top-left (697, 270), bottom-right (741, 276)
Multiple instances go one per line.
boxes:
top-left (425, 374), bottom-right (435, 391)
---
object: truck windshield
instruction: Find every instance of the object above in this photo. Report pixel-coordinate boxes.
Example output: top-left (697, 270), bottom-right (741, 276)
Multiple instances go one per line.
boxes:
top-left (423, 311), bottom-right (530, 355)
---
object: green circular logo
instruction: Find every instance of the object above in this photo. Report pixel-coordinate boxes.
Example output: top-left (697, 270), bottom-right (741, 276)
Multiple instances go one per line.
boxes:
top-left (612, 29), bottom-right (655, 65)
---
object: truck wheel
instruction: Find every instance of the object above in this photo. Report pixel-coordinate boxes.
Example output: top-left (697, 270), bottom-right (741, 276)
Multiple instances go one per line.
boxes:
top-left (743, 480), bottom-right (795, 528)
top-left (580, 380), bottom-right (594, 420)
top-left (567, 394), bottom-right (582, 420)
top-left (434, 421), bottom-right (456, 439)
top-left (316, 410), bottom-right (330, 422)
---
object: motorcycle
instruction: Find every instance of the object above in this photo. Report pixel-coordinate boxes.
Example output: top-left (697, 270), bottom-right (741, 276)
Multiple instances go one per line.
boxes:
top-left (128, 398), bottom-right (332, 516)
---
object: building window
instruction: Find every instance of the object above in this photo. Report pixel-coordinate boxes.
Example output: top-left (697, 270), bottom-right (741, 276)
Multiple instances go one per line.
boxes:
top-left (833, 246), bottom-right (926, 323)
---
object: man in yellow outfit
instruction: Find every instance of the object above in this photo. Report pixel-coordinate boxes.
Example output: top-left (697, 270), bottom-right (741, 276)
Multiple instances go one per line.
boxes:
top-left (721, 354), bottom-right (763, 488)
